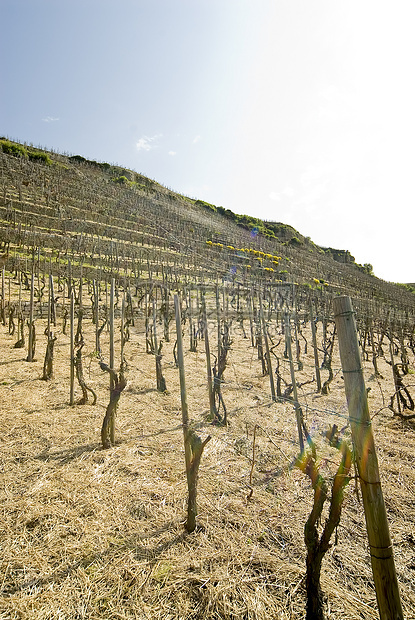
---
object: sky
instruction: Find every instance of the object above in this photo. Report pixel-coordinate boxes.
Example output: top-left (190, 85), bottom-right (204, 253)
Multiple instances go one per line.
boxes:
top-left (1, 0), bottom-right (415, 283)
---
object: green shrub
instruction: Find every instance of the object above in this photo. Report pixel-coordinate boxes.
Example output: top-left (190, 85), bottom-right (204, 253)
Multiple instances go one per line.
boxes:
top-left (112, 175), bottom-right (131, 186)
top-left (195, 199), bottom-right (217, 212)
top-left (28, 151), bottom-right (52, 165)
top-left (1, 140), bottom-right (28, 158)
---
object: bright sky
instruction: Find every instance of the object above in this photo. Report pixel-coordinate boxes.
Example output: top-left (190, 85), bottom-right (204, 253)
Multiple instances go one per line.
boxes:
top-left (2, 0), bottom-right (415, 283)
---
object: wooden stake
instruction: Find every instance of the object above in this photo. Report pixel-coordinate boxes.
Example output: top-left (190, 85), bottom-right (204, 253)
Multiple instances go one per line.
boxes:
top-left (1, 266), bottom-right (6, 326)
top-left (285, 313), bottom-right (304, 452)
top-left (389, 341), bottom-right (401, 414)
top-left (47, 272), bottom-right (51, 336)
top-left (109, 278), bottom-right (115, 391)
top-left (93, 279), bottom-right (99, 353)
top-left (215, 284), bottom-right (221, 361)
top-left (201, 292), bottom-right (215, 419)
top-left (333, 296), bottom-right (403, 620)
top-left (174, 294), bottom-right (210, 533)
top-left (188, 288), bottom-right (196, 352)
top-left (69, 291), bottom-right (75, 405)
top-left (309, 300), bottom-right (322, 392)
top-left (259, 292), bottom-right (276, 402)
top-left (174, 295), bottom-right (189, 432)
top-left (27, 270), bottom-right (35, 362)
top-left (49, 273), bottom-right (56, 327)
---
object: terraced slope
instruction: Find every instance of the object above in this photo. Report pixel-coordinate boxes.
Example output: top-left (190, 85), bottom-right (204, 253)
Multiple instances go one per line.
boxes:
top-left (1, 141), bottom-right (414, 321)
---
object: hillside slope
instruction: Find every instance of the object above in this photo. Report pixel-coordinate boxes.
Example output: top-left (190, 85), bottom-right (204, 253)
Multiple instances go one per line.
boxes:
top-left (1, 139), bottom-right (415, 618)
top-left (1, 138), bottom-right (415, 320)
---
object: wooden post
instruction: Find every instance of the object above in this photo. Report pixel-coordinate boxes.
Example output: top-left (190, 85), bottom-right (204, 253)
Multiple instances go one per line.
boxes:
top-left (259, 293), bottom-right (276, 402)
top-left (109, 278), bottom-right (115, 390)
top-left (121, 295), bottom-right (125, 362)
top-left (201, 293), bottom-right (215, 419)
top-left (47, 272), bottom-right (51, 336)
top-left (188, 288), bottom-right (196, 352)
top-left (69, 291), bottom-right (75, 405)
top-left (152, 298), bottom-right (158, 358)
top-left (174, 294), bottom-right (210, 533)
top-left (94, 279), bottom-right (100, 353)
top-left (285, 313), bottom-right (304, 452)
top-left (215, 284), bottom-right (222, 361)
top-left (310, 300), bottom-right (322, 392)
top-left (27, 270), bottom-right (35, 362)
top-left (1, 266), bottom-right (5, 326)
top-left (145, 285), bottom-right (150, 353)
top-left (49, 273), bottom-right (56, 327)
top-left (247, 293), bottom-right (255, 347)
top-left (18, 273), bottom-right (22, 316)
top-left (333, 296), bottom-right (403, 620)
top-left (37, 248), bottom-right (42, 318)
top-left (389, 341), bottom-right (401, 414)
top-left (61, 278), bottom-right (66, 315)
top-left (68, 258), bottom-right (72, 300)
top-left (174, 295), bottom-right (190, 431)
top-left (78, 264), bottom-right (83, 309)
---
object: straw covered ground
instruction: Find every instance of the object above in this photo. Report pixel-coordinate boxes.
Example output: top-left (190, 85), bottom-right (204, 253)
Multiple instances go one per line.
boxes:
top-left (0, 290), bottom-right (415, 619)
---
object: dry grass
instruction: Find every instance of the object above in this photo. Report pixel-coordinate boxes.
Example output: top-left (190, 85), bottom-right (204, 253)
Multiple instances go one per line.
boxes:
top-left (1, 290), bottom-right (415, 619)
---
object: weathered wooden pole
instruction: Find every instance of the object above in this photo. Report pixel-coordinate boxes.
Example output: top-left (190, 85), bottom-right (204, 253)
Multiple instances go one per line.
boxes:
top-left (49, 273), bottom-right (56, 327)
top-left (285, 313), bottom-right (304, 452)
top-left (174, 294), bottom-right (190, 432)
top-left (121, 294), bottom-right (126, 362)
top-left (78, 264), bottom-right (83, 309)
top-left (27, 270), bottom-right (35, 362)
top-left (69, 291), bottom-right (75, 405)
top-left (188, 288), bottom-right (196, 352)
top-left (67, 257), bottom-right (72, 300)
top-left (93, 279), bottom-right (100, 353)
top-left (247, 293), bottom-right (255, 347)
top-left (333, 296), bottom-right (403, 620)
top-left (388, 341), bottom-right (401, 414)
top-left (145, 284), bottom-right (150, 353)
top-left (109, 278), bottom-right (115, 391)
top-left (201, 292), bottom-right (215, 419)
top-left (18, 272), bottom-right (22, 315)
top-left (152, 298), bottom-right (159, 358)
top-left (309, 300), bottom-right (322, 392)
top-left (215, 284), bottom-right (222, 361)
top-left (1, 266), bottom-right (5, 326)
top-left (174, 294), bottom-right (210, 533)
top-left (259, 292), bottom-right (276, 402)
top-left (45, 266), bottom-right (52, 336)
